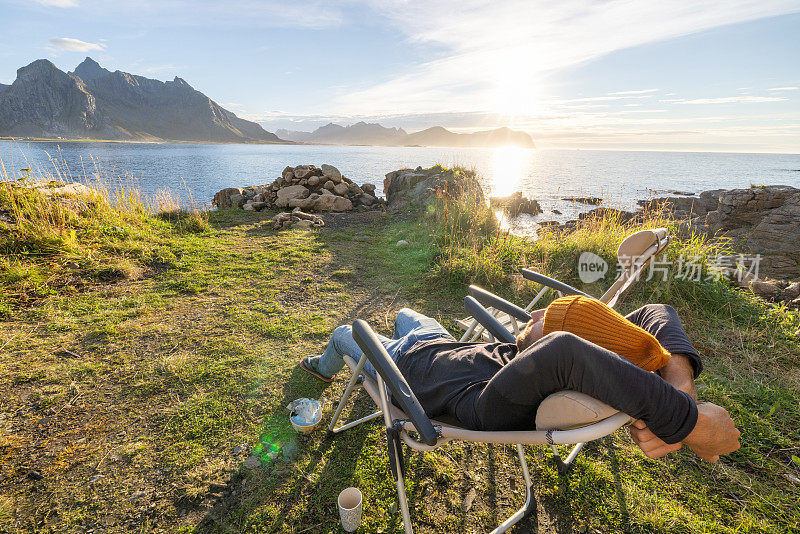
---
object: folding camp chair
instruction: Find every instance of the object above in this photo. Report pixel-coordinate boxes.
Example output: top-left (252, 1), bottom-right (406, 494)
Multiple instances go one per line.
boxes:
top-left (457, 227), bottom-right (670, 342)
top-left (328, 315), bottom-right (632, 534)
top-left (327, 295), bottom-right (633, 533)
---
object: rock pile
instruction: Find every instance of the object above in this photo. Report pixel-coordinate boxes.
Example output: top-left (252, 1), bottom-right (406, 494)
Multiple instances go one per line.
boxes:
top-left (212, 164), bottom-right (383, 213)
top-left (489, 191), bottom-right (542, 216)
top-left (271, 209), bottom-right (325, 230)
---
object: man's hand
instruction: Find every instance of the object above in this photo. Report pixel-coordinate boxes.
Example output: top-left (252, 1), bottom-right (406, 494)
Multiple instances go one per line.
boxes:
top-left (629, 420), bottom-right (683, 458)
top-left (516, 309), bottom-right (546, 351)
top-left (684, 402), bottom-right (741, 462)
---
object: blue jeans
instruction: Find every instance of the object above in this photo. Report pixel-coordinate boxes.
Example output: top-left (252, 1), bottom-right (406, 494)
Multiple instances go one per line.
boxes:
top-left (312, 308), bottom-right (454, 379)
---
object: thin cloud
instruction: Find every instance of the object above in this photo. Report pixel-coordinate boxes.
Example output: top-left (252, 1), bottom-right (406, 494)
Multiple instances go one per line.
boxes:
top-left (675, 96), bottom-right (789, 104)
top-left (33, 0), bottom-right (78, 7)
top-left (337, 1), bottom-right (800, 115)
top-left (42, 1), bottom-right (343, 29)
top-left (608, 89), bottom-right (659, 95)
top-left (769, 86), bottom-right (799, 91)
top-left (48, 38), bottom-right (105, 52)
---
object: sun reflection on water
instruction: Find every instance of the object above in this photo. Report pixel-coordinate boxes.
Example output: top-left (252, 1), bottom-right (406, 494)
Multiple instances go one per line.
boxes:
top-left (489, 146), bottom-right (532, 198)
top-left (489, 146), bottom-right (533, 232)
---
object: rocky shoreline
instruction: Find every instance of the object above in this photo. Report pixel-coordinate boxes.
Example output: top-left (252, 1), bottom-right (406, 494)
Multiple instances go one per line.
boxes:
top-left (212, 165), bottom-right (799, 305)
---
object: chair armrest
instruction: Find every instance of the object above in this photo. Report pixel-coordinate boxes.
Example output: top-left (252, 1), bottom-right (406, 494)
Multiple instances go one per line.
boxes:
top-left (464, 296), bottom-right (517, 344)
top-left (521, 269), bottom-right (591, 298)
top-left (351, 319), bottom-right (439, 446)
top-left (468, 285), bottom-right (532, 322)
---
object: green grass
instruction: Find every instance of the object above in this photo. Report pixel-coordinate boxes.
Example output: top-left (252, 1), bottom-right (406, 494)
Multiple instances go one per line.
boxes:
top-left (0, 170), bottom-right (798, 533)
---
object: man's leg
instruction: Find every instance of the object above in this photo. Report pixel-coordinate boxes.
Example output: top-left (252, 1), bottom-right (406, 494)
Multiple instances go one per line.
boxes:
top-left (466, 332), bottom-right (697, 444)
top-left (305, 325), bottom-right (395, 379)
top-left (393, 308), bottom-right (454, 341)
top-left (305, 309), bottom-right (453, 381)
top-left (625, 304), bottom-right (701, 373)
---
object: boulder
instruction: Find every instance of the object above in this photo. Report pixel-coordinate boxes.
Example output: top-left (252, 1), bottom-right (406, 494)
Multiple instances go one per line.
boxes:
top-left (287, 197), bottom-right (316, 210)
top-left (638, 190), bottom-right (723, 219)
top-left (749, 280), bottom-right (783, 300)
top-left (32, 181), bottom-right (93, 198)
top-left (275, 185), bottom-right (310, 208)
top-left (562, 196), bottom-right (602, 205)
top-left (578, 207), bottom-right (636, 224)
top-left (313, 194), bottom-right (352, 212)
top-left (212, 187), bottom-right (243, 209)
top-left (308, 175), bottom-right (321, 187)
top-left (785, 282), bottom-right (800, 300)
top-left (323, 180), bottom-right (335, 190)
top-left (362, 183), bottom-right (377, 194)
top-left (333, 182), bottom-right (349, 196)
top-left (229, 193), bottom-right (244, 208)
top-left (321, 164), bottom-right (342, 183)
top-left (489, 191), bottom-right (542, 216)
top-left (384, 165), bottom-right (484, 211)
top-left (293, 165), bottom-right (315, 179)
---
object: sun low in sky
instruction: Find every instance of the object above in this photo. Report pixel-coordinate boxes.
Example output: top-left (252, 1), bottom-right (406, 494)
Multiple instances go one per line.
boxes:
top-left (2, 0), bottom-right (799, 152)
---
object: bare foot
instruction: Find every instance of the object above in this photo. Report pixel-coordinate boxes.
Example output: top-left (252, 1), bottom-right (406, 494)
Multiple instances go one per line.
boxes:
top-left (684, 402), bottom-right (741, 462)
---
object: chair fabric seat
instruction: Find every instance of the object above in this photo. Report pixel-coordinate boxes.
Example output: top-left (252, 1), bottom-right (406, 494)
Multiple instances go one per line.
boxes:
top-left (343, 356), bottom-right (619, 433)
top-left (534, 390), bottom-right (618, 430)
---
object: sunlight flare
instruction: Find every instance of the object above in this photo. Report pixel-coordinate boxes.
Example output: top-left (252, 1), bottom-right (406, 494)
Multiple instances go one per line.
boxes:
top-left (490, 145), bottom-right (531, 197)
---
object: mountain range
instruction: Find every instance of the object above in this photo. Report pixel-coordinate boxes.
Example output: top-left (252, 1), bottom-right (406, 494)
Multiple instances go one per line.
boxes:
top-left (0, 58), bottom-right (284, 143)
top-left (276, 122), bottom-right (535, 148)
top-left (0, 57), bottom-right (535, 148)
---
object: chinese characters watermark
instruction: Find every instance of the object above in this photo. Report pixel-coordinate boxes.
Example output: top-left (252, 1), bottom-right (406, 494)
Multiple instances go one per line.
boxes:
top-left (578, 253), bottom-right (761, 283)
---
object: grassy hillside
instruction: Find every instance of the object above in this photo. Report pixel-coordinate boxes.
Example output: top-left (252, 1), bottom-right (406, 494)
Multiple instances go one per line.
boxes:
top-left (0, 170), bottom-right (798, 533)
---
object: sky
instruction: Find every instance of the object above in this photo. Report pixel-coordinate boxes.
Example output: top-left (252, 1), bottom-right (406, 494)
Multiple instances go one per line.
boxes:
top-left (1, 0), bottom-right (799, 152)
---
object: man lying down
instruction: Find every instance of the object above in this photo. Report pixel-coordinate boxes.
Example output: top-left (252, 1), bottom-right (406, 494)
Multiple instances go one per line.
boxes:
top-left (300, 296), bottom-right (741, 462)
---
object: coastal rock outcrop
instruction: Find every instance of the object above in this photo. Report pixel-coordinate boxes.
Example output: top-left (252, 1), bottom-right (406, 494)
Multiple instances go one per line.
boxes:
top-left (489, 192), bottom-right (542, 216)
top-left (212, 164), bottom-right (384, 214)
top-left (562, 196), bottom-right (603, 205)
top-left (643, 186), bottom-right (800, 281)
top-left (384, 165), bottom-right (485, 211)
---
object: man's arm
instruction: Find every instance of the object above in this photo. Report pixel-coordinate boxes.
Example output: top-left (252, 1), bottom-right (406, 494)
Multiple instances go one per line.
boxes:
top-left (629, 354), bottom-right (699, 458)
top-left (657, 354), bottom-right (697, 399)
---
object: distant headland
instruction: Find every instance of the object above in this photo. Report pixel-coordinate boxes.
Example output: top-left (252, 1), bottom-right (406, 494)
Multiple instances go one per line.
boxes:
top-left (0, 57), bottom-right (535, 148)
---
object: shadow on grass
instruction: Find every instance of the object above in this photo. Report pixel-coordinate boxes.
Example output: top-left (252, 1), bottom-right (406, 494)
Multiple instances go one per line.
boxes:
top-left (605, 436), bottom-right (631, 530)
top-left (196, 364), bottom-right (374, 533)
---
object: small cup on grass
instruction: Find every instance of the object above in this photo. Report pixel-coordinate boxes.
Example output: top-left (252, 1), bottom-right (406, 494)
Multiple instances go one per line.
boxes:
top-left (337, 487), bottom-right (363, 532)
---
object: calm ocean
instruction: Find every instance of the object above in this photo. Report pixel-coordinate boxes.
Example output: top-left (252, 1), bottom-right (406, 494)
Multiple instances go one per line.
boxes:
top-left (2, 140), bottom-right (799, 232)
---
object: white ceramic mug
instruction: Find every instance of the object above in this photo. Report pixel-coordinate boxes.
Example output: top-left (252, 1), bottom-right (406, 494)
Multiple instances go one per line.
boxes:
top-left (337, 487), bottom-right (363, 532)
